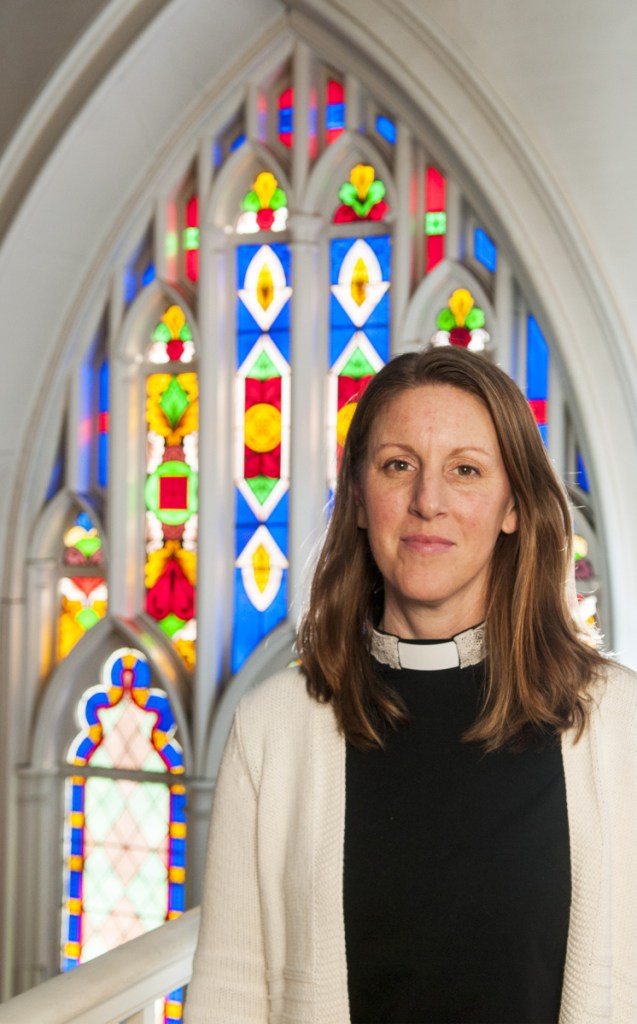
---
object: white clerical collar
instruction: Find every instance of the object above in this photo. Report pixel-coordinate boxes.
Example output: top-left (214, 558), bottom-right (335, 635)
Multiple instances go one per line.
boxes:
top-left (370, 622), bottom-right (485, 671)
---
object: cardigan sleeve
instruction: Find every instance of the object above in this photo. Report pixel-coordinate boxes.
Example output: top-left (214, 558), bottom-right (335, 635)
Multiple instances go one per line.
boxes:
top-left (184, 709), bottom-right (268, 1023)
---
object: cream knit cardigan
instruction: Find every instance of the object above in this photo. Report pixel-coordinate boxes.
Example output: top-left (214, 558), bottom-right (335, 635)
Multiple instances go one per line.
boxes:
top-left (185, 662), bottom-right (637, 1024)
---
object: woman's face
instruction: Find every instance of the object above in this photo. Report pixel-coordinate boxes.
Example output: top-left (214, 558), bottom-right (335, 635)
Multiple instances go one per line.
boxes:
top-left (356, 384), bottom-right (518, 639)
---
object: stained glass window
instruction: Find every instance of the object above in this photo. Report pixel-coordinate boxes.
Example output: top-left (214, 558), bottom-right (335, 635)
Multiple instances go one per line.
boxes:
top-left (376, 114), bottom-right (397, 145)
top-left (61, 647), bottom-right (186, 1021)
top-left (58, 511), bottom-right (108, 661)
top-left (124, 229), bottom-right (155, 305)
top-left (573, 530), bottom-right (600, 628)
top-left (145, 305), bottom-right (198, 670)
top-left (527, 314), bottom-right (549, 444)
top-left (278, 86), bottom-right (294, 148)
top-left (576, 449), bottom-right (590, 492)
top-left (329, 236), bottom-right (390, 489)
top-left (326, 79), bottom-right (346, 144)
top-left (183, 196), bottom-right (199, 283)
top-left (233, 242), bottom-right (291, 671)
top-left (425, 167), bottom-right (446, 272)
top-left (474, 227), bottom-right (497, 273)
top-left (98, 359), bottom-right (109, 489)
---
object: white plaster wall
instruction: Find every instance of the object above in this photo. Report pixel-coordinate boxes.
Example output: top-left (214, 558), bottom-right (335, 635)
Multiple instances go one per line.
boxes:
top-left (415, 0), bottom-right (637, 354)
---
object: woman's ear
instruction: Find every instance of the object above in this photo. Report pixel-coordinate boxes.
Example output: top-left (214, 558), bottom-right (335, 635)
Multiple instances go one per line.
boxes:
top-left (501, 497), bottom-right (518, 535)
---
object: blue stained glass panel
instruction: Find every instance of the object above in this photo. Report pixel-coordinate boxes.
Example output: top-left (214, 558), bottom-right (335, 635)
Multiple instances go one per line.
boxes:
top-left (376, 115), bottom-right (397, 144)
top-left (326, 102), bottom-right (345, 131)
top-left (330, 235), bottom-right (391, 284)
top-left (474, 228), bottom-right (497, 273)
top-left (142, 263), bottom-right (156, 286)
top-left (77, 355), bottom-right (94, 493)
top-left (576, 450), bottom-right (590, 492)
top-left (278, 108), bottom-right (293, 134)
top-left (231, 568), bottom-right (288, 673)
top-left (98, 359), bottom-right (109, 488)
top-left (230, 133), bottom-right (246, 152)
top-left (237, 322), bottom-right (290, 366)
top-left (527, 315), bottom-right (549, 399)
top-left (45, 443), bottom-right (64, 501)
top-left (237, 242), bottom-right (291, 282)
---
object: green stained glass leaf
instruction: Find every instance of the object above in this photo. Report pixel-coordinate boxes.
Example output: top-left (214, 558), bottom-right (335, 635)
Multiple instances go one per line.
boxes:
top-left (437, 309), bottom-right (456, 330)
top-left (340, 347), bottom-right (375, 378)
top-left (159, 377), bottom-right (190, 428)
top-left (179, 321), bottom-right (193, 342)
top-left (159, 613), bottom-right (186, 638)
top-left (153, 322), bottom-right (172, 344)
top-left (338, 182), bottom-right (358, 206)
top-left (250, 349), bottom-right (280, 380)
top-left (246, 475), bottom-right (279, 505)
top-left (75, 536), bottom-right (102, 558)
top-left (270, 187), bottom-right (288, 211)
top-left (76, 608), bottom-right (101, 631)
top-left (352, 196), bottom-right (374, 217)
top-left (465, 308), bottom-right (486, 330)
top-left (367, 179), bottom-right (386, 204)
top-left (242, 191), bottom-right (261, 213)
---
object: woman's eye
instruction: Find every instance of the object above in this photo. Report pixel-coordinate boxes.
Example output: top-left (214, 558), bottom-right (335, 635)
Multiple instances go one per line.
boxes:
top-left (456, 464), bottom-right (479, 477)
top-left (384, 458), bottom-right (412, 472)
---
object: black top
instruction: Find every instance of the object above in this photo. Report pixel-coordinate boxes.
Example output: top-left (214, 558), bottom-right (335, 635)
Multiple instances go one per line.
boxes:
top-left (344, 657), bottom-right (571, 1024)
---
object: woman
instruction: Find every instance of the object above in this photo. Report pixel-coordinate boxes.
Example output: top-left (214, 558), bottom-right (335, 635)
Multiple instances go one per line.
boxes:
top-left (185, 347), bottom-right (637, 1024)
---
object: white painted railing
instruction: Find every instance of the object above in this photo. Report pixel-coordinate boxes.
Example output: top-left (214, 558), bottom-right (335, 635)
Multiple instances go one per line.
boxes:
top-left (0, 908), bottom-right (200, 1024)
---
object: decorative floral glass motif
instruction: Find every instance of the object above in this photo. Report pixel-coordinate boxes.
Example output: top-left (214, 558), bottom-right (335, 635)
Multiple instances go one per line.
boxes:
top-left (329, 236), bottom-right (391, 488)
top-left (58, 511), bottom-right (107, 660)
top-left (145, 306), bottom-right (198, 670)
top-left (430, 288), bottom-right (490, 353)
top-left (334, 164), bottom-right (388, 223)
top-left (148, 304), bottom-right (195, 365)
top-left (238, 172), bottom-right (288, 234)
top-left (574, 532), bottom-right (599, 627)
top-left (234, 243), bottom-right (291, 671)
top-left (61, 647), bottom-right (186, 1022)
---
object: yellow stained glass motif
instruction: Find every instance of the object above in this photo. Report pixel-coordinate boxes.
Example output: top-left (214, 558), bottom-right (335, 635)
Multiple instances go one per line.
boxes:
top-left (350, 257), bottom-right (369, 307)
top-left (252, 543), bottom-right (271, 594)
top-left (257, 263), bottom-right (275, 312)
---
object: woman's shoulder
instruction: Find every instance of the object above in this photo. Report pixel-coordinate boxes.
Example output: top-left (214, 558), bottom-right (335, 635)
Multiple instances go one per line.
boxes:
top-left (591, 656), bottom-right (637, 727)
top-left (235, 665), bottom-right (328, 742)
top-left (229, 666), bottom-right (338, 785)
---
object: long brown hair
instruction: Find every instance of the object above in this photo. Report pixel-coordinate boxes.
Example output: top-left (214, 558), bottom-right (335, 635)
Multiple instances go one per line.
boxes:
top-left (297, 346), bottom-right (606, 750)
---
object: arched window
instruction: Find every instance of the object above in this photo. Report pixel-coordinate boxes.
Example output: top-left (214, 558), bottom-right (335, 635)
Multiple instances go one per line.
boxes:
top-left (60, 647), bottom-right (186, 1021)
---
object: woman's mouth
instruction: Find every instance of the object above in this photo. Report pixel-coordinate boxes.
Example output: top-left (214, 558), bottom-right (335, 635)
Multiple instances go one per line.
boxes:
top-left (401, 534), bottom-right (455, 554)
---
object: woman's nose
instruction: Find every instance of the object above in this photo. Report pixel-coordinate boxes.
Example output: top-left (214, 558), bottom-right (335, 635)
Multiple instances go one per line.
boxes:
top-left (409, 470), bottom-right (446, 518)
